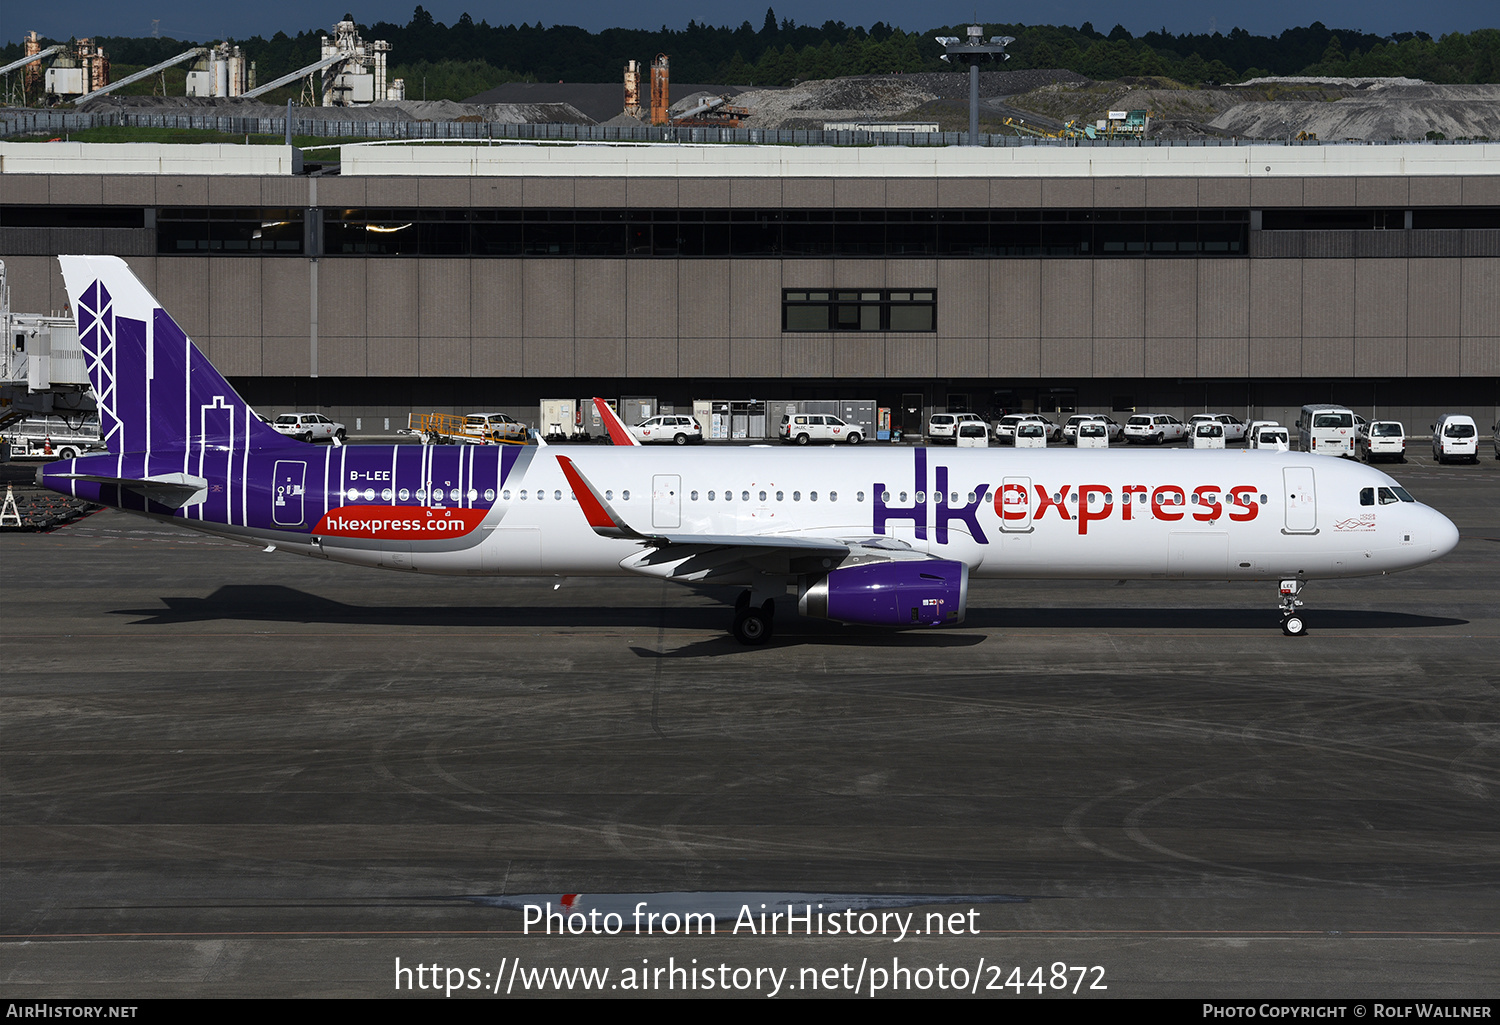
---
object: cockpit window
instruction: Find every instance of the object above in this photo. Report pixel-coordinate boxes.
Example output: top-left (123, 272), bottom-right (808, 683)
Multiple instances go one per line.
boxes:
top-left (1360, 488), bottom-right (1374, 506)
top-left (1392, 487), bottom-right (1415, 503)
top-left (1378, 487), bottom-right (1400, 505)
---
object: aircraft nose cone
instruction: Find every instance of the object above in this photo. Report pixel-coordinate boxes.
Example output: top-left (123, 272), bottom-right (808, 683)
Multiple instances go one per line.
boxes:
top-left (1428, 508), bottom-right (1460, 558)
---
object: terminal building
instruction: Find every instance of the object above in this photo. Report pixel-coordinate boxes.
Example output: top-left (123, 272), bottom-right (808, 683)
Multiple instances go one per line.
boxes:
top-left (1, 140), bottom-right (1497, 436)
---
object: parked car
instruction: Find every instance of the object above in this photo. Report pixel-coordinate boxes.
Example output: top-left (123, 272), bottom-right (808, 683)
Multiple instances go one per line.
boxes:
top-left (1123, 414), bottom-right (1188, 445)
top-left (1432, 414), bottom-right (1478, 464)
top-left (1190, 422), bottom-right (1226, 449)
top-left (271, 413), bottom-right (345, 443)
top-left (630, 415), bottom-right (704, 445)
top-left (1357, 420), bottom-right (1406, 463)
top-left (955, 422), bottom-right (991, 448)
top-left (1014, 422), bottom-right (1048, 448)
top-left (1249, 421), bottom-right (1290, 452)
top-left (778, 414), bottom-right (863, 445)
top-left (1074, 421), bottom-right (1109, 448)
top-left (1297, 404), bottom-right (1357, 458)
top-left (1188, 413), bottom-right (1247, 443)
top-left (1062, 414), bottom-right (1122, 444)
top-left (994, 413), bottom-right (1061, 444)
top-left (928, 412), bottom-right (987, 443)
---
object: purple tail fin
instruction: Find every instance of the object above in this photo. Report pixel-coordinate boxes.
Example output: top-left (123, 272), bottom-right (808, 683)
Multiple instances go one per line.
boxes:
top-left (59, 255), bottom-right (286, 455)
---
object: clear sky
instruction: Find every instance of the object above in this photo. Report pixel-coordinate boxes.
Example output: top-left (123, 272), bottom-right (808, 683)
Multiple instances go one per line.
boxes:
top-left (3, 1), bottom-right (1493, 46)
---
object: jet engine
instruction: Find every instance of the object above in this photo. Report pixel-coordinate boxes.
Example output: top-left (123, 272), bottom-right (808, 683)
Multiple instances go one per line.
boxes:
top-left (798, 560), bottom-right (968, 627)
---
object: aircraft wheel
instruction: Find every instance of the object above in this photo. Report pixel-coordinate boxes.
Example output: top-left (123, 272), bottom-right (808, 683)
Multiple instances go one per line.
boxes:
top-left (732, 608), bottom-right (773, 645)
top-left (1281, 615), bottom-right (1307, 637)
top-left (796, 433), bottom-right (810, 446)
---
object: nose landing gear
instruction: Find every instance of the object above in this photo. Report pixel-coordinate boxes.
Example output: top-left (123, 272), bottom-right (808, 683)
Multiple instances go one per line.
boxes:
top-left (1278, 579), bottom-right (1307, 636)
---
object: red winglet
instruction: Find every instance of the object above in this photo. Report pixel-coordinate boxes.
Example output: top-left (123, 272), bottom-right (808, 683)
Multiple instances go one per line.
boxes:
top-left (593, 397), bottom-right (640, 446)
top-left (556, 455), bottom-right (634, 536)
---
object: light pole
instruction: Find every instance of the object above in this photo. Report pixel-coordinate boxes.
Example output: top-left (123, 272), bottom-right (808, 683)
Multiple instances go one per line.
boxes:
top-left (936, 25), bottom-right (1013, 145)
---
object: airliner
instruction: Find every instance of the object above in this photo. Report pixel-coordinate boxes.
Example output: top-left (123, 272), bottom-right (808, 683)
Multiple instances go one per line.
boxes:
top-left (39, 256), bottom-right (1459, 643)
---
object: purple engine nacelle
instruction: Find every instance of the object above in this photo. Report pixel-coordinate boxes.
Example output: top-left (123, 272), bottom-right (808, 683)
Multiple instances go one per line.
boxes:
top-left (798, 560), bottom-right (969, 628)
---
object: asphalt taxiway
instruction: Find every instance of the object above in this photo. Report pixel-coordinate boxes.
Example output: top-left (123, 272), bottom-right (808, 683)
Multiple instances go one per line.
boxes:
top-left (2, 451), bottom-right (1497, 998)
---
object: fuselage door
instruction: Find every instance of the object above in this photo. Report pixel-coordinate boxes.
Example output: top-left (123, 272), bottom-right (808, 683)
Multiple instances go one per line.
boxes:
top-left (1000, 476), bottom-right (1033, 532)
top-left (273, 460), bottom-right (306, 526)
top-left (1283, 466), bottom-right (1318, 534)
top-left (652, 474), bottom-right (681, 529)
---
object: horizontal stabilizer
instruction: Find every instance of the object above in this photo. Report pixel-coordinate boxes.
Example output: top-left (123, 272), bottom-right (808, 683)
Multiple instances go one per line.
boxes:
top-left (57, 471), bottom-right (208, 508)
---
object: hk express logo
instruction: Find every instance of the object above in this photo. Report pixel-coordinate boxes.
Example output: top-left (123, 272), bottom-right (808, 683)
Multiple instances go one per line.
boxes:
top-left (873, 449), bottom-right (1261, 544)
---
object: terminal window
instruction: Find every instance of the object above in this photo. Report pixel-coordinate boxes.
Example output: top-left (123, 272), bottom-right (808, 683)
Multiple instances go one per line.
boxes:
top-left (783, 290), bottom-right (936, 332)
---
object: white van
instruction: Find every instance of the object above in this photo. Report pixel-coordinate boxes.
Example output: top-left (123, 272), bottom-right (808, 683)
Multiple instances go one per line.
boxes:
top-left (1431, 414), bottom-right (1478, 464)
top-left (955, 422), bottom-right (990, 448)
top-left (1297, 404), bottom-right (1357, 457)
top-left (1190, 422), bottom-right (1226, 449)
top-left (1074, 421), bottom-right (1109, 448)
top-left (1014, 422), bottom-right (1048, 448)
top-left (1248, 421), bottom-right (1290, 451)
top-left (1357, 421), bottom-right (1406, 463)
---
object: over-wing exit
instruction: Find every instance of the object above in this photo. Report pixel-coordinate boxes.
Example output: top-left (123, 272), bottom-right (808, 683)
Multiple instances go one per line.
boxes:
top-left (40, 256), bottom-right (1458, 643)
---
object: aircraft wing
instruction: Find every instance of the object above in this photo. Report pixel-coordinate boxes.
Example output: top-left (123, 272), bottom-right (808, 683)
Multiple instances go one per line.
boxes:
top-left (555, 454), bottom-right (887, 581)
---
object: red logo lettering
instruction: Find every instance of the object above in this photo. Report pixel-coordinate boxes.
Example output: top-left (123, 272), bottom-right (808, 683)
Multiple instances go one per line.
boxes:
top-left (1076, 484), bottom-right (1112, 535)
top-left (1034, 484), bottom-right (1071, 521)
top-left (314, 505), bottom-right (486, 540)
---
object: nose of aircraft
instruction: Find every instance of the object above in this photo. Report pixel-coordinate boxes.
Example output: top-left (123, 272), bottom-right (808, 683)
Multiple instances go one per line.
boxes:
top-left (1426, 507), bottom-right (1460, 559)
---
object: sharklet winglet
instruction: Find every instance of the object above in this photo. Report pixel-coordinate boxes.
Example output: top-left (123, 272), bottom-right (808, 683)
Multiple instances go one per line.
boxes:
top-left (555, 454), bottom-right (642, 540)
top-left (593, 397), bottom-right (641, 446)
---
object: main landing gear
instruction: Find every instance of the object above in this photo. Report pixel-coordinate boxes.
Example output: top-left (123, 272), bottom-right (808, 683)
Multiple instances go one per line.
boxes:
top-left (732, 591), bottom-right (776, 645)
top-left (1278, 578), bottom-right (1308, 636)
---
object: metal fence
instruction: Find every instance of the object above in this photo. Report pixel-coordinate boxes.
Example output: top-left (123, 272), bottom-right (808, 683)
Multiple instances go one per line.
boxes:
top-left (3, 108), bottom-right (1485, 148)
top-left (2, 108), bottom-right (1492, 148)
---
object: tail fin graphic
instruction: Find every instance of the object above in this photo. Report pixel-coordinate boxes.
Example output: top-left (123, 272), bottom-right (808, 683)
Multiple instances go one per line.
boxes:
top-left (593, 397), bottom-right (641, 446)
top-left (59, 255), bottom-right (285, 455)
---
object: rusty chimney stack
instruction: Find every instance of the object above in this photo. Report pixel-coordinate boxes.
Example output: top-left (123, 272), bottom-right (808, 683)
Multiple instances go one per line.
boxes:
top-left (650, 54), bottom-right (669, 126)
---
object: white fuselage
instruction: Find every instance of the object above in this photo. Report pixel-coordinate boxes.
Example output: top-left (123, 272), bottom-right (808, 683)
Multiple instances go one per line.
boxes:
top-left (253, 445), bottom-right (1456, 584)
